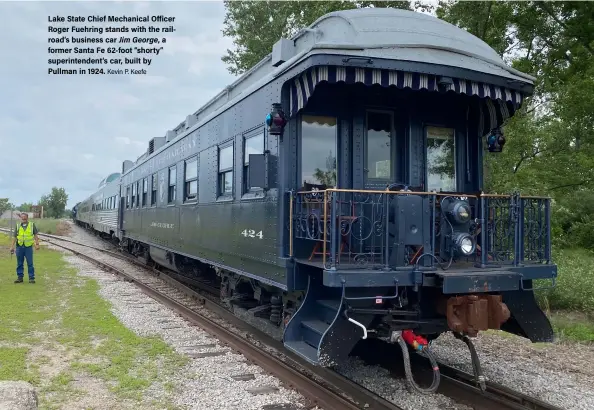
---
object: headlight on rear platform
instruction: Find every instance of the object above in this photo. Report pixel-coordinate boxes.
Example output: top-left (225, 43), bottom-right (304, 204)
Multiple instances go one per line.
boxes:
top-left (452, 232), bottom-right (476, 255)
top-left (446, 200), bottom-right (472, 224)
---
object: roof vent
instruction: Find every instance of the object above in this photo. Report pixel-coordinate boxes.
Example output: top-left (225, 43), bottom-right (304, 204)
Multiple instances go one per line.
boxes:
top-left (271, 38), bottom-right (295, 67)
top-left (185, 115), bottom-right (197, 129)
top-left (165, 130), bottom-right (176, 143)
top-left (148, 137), bottom-right (166, 154)
top-left (122, 160), bottom-right (134, 174)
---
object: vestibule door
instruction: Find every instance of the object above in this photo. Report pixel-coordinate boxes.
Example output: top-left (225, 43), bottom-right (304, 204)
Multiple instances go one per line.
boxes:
top-left (364, 110), bottom-right (400, 189)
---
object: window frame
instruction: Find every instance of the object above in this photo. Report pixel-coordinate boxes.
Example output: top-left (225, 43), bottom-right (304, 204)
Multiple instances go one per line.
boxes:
top-left (135, 181), bottom-right (140, 208)
top-left (243, 130), bottom-right (265, 194)
top-left (131, 183), bottom-right (136, 208)
top-left (142, 177), bottom-right (148, 207)
top-left (126, 185), bottom-right (131, 209)
top-left (168, 166), bottom-right (177, 204)
top-left (218, 142), bottom-right (234, 199)
top-left (151, 173), bottom-right (157, 206)
top-left (364, 109), bottom-right (395, 185)
top-left (184, 156), bottom-right (198, 202)
top-left (299, 114), bottom-right (339, 188)
top-left (424, 125), bottom-right (458, 192)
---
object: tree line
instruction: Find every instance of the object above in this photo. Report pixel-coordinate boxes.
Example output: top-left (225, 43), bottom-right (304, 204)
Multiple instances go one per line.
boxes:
top-left (221, 0), bottom-right (594, 250)
top-left (0, 187), bottom-right (69, 219)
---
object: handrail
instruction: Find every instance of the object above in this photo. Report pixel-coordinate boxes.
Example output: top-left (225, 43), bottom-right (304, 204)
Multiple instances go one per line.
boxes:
top-left (290, 188), bottom-right (552, 269)
top-left (294, 188), bottom-right (550, 200)
top-left (323, 190), bottom-right (328, 267)
top-left (289, 191), bottom-right (294, 257)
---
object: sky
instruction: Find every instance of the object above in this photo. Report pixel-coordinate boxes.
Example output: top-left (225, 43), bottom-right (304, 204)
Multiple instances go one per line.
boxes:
top-left (0, 1), bottom-right (237, 208)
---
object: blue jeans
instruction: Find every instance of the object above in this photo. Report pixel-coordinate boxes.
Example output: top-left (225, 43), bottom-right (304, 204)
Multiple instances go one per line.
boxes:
top-left (16, 245), bottom-right (34, 280)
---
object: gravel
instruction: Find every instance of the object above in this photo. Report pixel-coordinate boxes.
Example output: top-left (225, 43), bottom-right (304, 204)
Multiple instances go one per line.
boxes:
top-left (333, 357), bottom-right (471, 410)
top-left (0, 381), bottom-right (38, 410)
top-left (430, 331), bottom-right (594, 410)
top-left (44, 224), bottom-right (313, 410)
top-left (49, 222), bottom-right (594, 410)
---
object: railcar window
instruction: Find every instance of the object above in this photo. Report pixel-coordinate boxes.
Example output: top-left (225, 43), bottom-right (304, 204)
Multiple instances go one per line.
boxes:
top-left (366, 111), bottom-right (393, 180)
top-left (301, 115), bottom-right (337, 187)
top-left (126, 186), bottom-right (130, 209)
top-left (131, 183), bottom-right (136, 207)
top-left (185, 156), bottom-right (198, 201)
top-left (244, 133), bottom-right (264, 192)
top-left (151, 173), bottom-right (157, 206)
top-left (218, 144), bottom-right (234, 196)
top-left (136, 181), bottom-right (140, 208)
top-left (142, 178), bottom-right (148, 207)
top-left (168, 166), bottom-right (177, 203)
top-left (426, 126), bottom-right (456, 192)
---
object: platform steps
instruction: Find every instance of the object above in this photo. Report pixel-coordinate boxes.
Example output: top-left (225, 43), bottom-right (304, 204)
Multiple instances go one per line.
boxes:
top-left (283, 276), bottom-right (343, 365)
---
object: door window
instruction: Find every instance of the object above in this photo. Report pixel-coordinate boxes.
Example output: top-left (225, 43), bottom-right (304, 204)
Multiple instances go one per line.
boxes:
top-left (426, 126), bottom-right (456, 192)
top-left (366, 111), bottom-right (393, 180)
top-left (300, 115), bottom-right (337, 188)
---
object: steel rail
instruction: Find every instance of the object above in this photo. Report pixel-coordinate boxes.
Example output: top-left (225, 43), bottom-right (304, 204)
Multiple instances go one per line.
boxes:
top-left (4, 228), bottom-right (564, 410)
top-left (29, 232), bottom-right (403, 410)
top-left (436, 362), bottom-right (564, 410)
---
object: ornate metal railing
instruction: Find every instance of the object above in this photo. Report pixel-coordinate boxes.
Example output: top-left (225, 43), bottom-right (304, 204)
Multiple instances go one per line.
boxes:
top-left (289, 189), bottom-right (552, 271)
top-left (478, 194), bottom-right (551, 267)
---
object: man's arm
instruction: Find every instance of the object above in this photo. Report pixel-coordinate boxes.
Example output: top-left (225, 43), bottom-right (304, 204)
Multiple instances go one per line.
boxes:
top-left (33, 223), bottom-right (40, 248)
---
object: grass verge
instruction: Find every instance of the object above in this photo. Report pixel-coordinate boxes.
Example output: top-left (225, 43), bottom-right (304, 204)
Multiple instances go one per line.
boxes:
top-left (532, 247), bottom-right (594, 343)
top-left (0, 233), bottom-right (187, 409)
top-left (0, 218), bottom-right (69, 235)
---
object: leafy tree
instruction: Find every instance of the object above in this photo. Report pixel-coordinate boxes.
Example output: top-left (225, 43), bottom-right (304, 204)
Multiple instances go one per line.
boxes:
top-left (39, 187), bottom-right (69, 219)
top-left (0, 198), bottom-right (14, 216)
top-left (17, 202), bottom-right (34, 212)
top-left (312, 152), bottom-right (337, 186)
top-left (436, 1), bottom-right (594, 247)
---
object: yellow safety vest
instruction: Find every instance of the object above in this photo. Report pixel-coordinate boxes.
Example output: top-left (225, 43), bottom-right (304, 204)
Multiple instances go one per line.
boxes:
top-left (16, 223), bottom-right (35, 247)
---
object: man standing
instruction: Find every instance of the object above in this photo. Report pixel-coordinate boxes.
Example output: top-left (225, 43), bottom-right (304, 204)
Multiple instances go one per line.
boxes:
top-left (9, 213), bottom-right (40, 284)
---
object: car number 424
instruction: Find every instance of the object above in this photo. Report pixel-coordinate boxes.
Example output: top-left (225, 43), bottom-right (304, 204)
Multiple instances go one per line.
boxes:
top-left (241, 229), bottom-right (263, 239)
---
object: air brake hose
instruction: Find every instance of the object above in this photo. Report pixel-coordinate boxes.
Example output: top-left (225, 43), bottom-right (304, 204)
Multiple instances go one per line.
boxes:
top-left (396, 335), bottom-right (441, 394)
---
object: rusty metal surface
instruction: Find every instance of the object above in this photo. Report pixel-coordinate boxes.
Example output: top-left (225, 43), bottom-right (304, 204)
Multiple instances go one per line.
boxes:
top-left (438, 295), bottom-right (510, 336)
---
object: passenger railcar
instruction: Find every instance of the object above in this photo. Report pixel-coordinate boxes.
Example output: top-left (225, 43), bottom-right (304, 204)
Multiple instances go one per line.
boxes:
top-left (74, 8), bottom-right (557, 390)
top-left (75, 172), bottom-right (121, 240)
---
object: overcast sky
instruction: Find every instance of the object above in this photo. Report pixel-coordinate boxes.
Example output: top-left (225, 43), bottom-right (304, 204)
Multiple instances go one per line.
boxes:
top-left (0, 1), bottom-right (236, 208)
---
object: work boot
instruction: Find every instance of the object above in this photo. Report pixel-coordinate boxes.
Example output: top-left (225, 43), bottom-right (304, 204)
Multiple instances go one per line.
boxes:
top-left (29, 280), bottom-right (35, 284)
top-left (14, 278), bottom-right (23, 283)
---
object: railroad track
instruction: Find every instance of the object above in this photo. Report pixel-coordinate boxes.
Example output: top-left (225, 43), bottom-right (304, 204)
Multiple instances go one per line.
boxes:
top-left (1, 228), bottom-right (565, 410)
top-left (358, 339), bottom-right (563, 410)
top-left (3, 228), bottom-right (401, 410)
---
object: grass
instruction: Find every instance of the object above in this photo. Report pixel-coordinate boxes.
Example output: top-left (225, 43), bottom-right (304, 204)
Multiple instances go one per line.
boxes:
top-left (549, 311), bottom-right (594, 343)
top-left (0, 233), bottom-right (188, 409)
top-left (0, 218), bottom-right (65, 235)
top-left (534, 247), bottom-right (594, 343)
top-left (537, 248), bottom-right (594, 312)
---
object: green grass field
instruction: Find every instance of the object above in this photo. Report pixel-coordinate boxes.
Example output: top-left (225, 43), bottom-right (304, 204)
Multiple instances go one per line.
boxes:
top-left (535, 248), bottom-right (594, 343)
top-left (0, 218), bottom-right (64, 235)
top-left (0, 233), bottom-right (187, 409)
